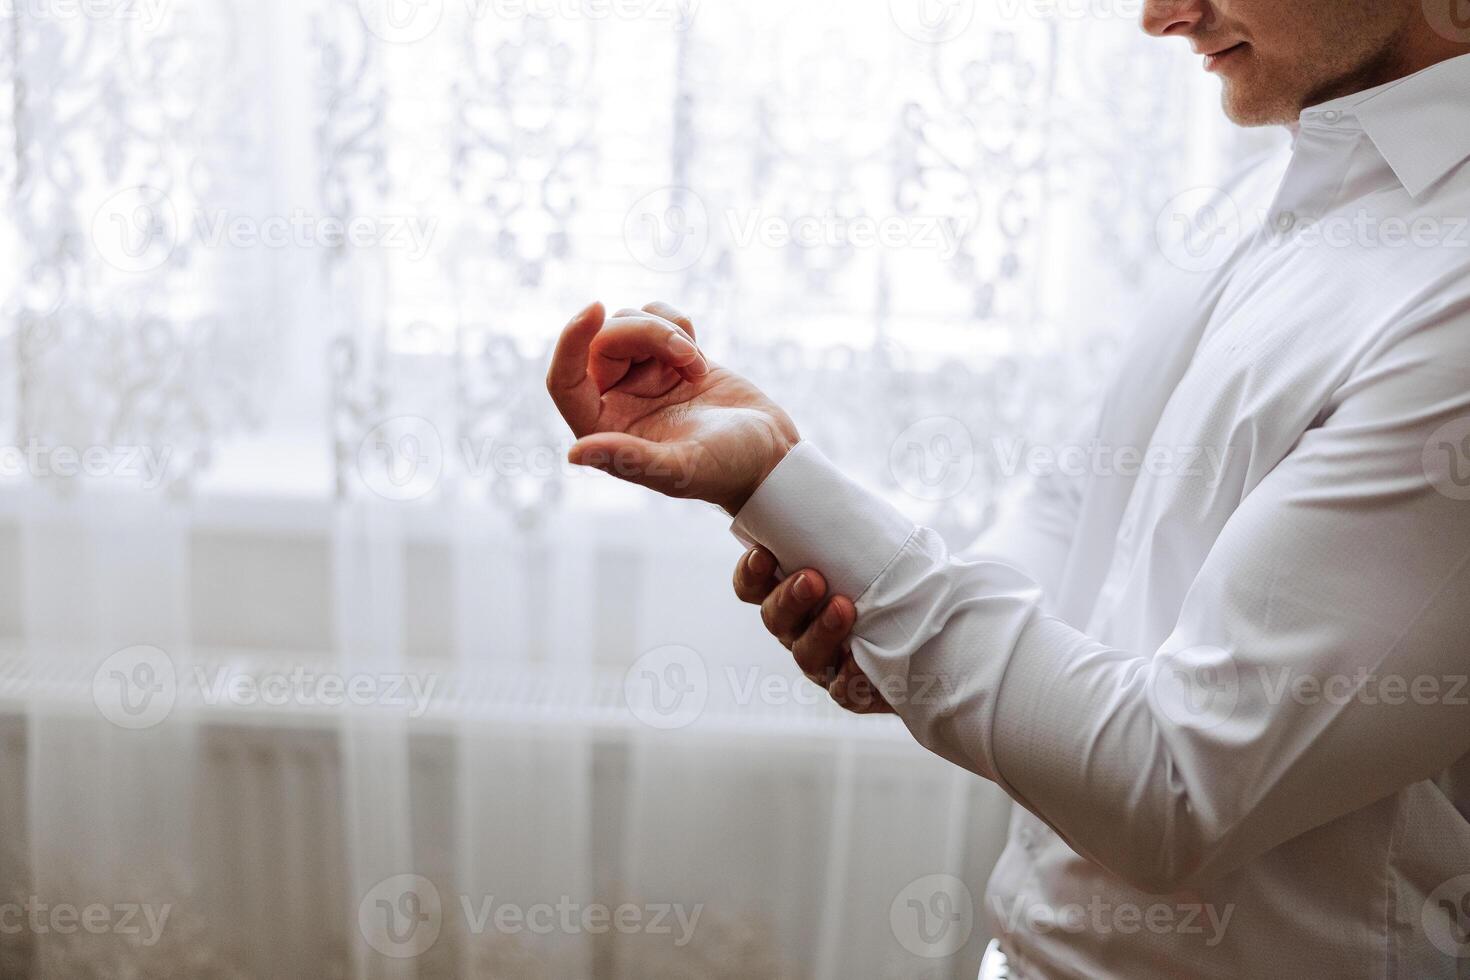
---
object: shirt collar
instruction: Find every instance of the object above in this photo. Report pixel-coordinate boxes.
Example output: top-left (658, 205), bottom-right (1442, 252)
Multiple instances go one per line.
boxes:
top-left (1296, 51), bottom-right (1470, 198)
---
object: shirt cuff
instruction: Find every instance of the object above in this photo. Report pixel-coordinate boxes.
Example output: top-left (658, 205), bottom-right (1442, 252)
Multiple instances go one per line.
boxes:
top-left (729, 442), bottom-right (917, 601)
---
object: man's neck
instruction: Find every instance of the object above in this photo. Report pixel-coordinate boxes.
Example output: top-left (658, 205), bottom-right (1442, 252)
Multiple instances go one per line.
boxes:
top-left (1302, 34), bottom-right (1470, 112)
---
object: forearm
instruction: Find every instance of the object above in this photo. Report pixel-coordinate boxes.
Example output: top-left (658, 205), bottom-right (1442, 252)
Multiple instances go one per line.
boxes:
top-left (855, 531), bottom-right (1294, 898)
top-left (733, 438), bottom-right (1470, 895)
top-left (834, 519), bottom-right (1218, 893)
top-left (734, 448), bottom-right (1201, 887)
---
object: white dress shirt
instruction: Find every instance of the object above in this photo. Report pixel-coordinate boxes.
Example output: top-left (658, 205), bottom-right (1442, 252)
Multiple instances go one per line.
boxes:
top-left (732, 54), bottom-right (1470, 979)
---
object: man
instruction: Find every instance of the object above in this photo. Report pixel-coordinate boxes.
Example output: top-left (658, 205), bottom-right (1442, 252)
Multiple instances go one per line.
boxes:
top-left (548, 1), bottom-right (1470, 976)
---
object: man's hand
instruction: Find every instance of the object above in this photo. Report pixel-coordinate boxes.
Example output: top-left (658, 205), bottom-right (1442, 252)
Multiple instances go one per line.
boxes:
top-left (732, 545), bottom-right (895, 714)
top-left (547, 300), bottom-right (800, 514)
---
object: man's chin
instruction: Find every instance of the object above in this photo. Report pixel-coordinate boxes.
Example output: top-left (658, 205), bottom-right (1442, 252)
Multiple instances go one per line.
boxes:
top-left (1220, 84), bottom-right (1299, 128)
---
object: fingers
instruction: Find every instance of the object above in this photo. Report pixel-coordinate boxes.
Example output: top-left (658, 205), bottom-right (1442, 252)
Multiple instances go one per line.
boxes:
top-left (732, 552), bottom-right (878, 713)
top-left (733, 546), bottom-right (779, 604)
top-left (613, 301), bottom-right (695, 341)
top-left (829, 652), bottom-right (894, 715)
top-left (759, 569), bottom-right (827, 647)
top-left (641, 300), bottom-right (695, 339)
top-left (567, 432), bottom-right (705, 498)
top-left (546, 301), bottom-right (606, 437)
top-left (791, 594), bottom-right (854, 680)
top-left (587, 314), bottom-right (709, 393)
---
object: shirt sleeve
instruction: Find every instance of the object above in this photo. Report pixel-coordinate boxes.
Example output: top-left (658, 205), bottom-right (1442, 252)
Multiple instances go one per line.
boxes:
top-left (730, 313), bottom-right (1470, 895)
top-left (733, 407), bottom-right (1096, 611)
top-left (957, 414), bottom-right (1095, 608)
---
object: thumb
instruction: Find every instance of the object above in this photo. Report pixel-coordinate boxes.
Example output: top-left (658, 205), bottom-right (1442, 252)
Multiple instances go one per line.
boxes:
top-left (568, 433), bottom-right (706, 499)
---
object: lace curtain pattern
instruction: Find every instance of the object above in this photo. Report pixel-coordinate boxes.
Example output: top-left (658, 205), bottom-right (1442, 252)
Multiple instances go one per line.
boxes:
top-left (324, 1), bottom-right (1201, 538)
top-left (0, 2), bottom-right (1266, 977)
top-left (0, 0), bottom-right (1268, 524)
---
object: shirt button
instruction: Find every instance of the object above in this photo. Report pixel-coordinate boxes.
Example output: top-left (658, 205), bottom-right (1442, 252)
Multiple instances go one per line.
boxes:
top-left (1322, 109), bottom-right (1341, 124)
top-left (1276, 211), bottom-right (1297, 233)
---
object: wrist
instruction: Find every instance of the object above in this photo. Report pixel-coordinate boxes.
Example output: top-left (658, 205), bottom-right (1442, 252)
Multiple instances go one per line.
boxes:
top-left (722, 418), bottom-right (798, 516)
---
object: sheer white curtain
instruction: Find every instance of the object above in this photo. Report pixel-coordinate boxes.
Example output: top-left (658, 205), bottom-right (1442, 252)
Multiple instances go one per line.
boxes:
top-left (0, 0), bottom-right (1271, 976)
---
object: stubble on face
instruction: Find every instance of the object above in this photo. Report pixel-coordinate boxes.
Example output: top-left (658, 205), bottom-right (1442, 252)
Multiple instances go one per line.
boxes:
top-left (1209, 0), bottom-right (1415, 126)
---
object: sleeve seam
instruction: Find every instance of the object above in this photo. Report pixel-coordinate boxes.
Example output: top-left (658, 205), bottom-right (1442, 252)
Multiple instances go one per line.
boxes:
top-left (853, 527), bottom-right (923, 604)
